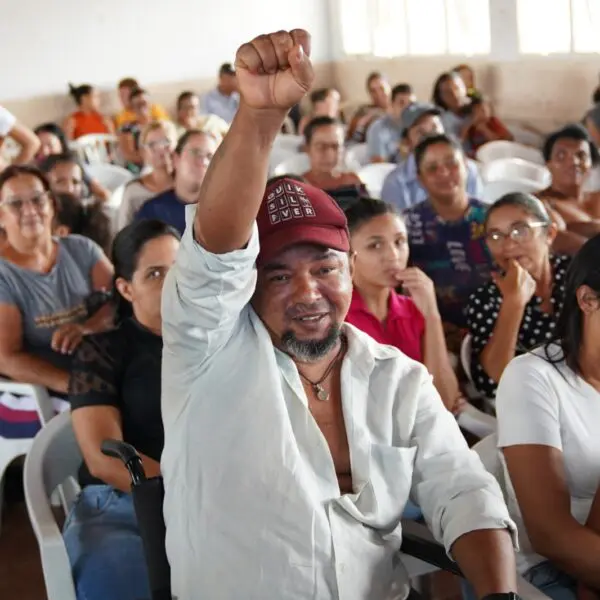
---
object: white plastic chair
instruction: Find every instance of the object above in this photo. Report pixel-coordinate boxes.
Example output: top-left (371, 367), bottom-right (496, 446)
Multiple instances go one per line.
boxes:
top-left (70, 134), bottom-right (118, 165)
top-left (85, 163), bottom-right (134, 192)
top-left (505, 125), bottom-right (545, 149)
top-left (345, 143), bottom-right (369, 168)
top-left (460, 334), bottom-right (473, 383)
top-left (476, 141), bottom-right (545, 166)
top-left (273, 134), bottom-right (304, 153)
top-left (481, 158), bottom-right (552, 204)
top-left (0, 379), bottom-right (55, 536)
top-left (24, 410), bottom-right (80, 600)
top-left (272, 153), bottom-right (311, 177)
top-left (357, 163), bottom-right (397, 199)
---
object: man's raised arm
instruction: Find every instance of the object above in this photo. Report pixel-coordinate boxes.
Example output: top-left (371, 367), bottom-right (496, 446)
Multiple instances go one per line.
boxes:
top-left (193, 30), bottom-right (314, 255)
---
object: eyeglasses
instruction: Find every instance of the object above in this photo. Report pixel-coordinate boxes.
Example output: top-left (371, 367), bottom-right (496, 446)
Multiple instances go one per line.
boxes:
top-left (0, 192), bottom-right (49, 213)
top-left (485, 221), bottom-right (547, 246)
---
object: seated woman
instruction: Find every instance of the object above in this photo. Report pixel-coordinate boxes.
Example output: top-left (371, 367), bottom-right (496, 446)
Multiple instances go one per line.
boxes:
top-left (431, 71), bottom-right (472, 150)
top-left (117, 88), bottom-right (156, 174)
top-left (403, 134), bottom-right (493, 354)
top-left (34, 122), bottom-right (109, 202)
top-left (41, 152), bottom-right (87, 201)
top-left (344, 197), bottom-right (465, 414)
top-left (297, 87), bottom-right (341, 136)
top-left (0, 166), bottom-right (113, 435)
top-left (302, 116), bottom-right (364, 193)
top-left (452, 64), bottom-right (478, 97)
top-left (495, 233), bottom-right (600, 599)
top-left (537, 124), bottom-right (600, 253)
top-left (466, 193), bottom-right (569, 399)
top-left (462, 94), bottom-right (513, 157)
top-left (64, 219), bottom-right (180, 600)
top-left (54, 192), bottom-right (112, 254)
top-left (116, 120), bottom-right (176, 230)
top-left (175, 91), bottom-right (229, 141)
top-left (64, 84), bottom-right (114, 140)
top-left (0, 105), bottom-right (40, 165)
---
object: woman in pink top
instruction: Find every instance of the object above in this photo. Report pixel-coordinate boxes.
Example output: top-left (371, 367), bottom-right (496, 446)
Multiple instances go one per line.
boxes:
top-left (344, 197), bottom-right (464, 413)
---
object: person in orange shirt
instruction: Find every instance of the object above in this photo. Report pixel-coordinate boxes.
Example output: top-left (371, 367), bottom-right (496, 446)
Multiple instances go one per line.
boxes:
top-left (114, 77), bottom-right (169, 129)
top-left (63, 84), bottom-right (114, 140)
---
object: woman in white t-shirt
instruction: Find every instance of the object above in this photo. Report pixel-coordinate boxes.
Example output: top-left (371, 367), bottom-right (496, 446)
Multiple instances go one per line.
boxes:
top-left (496, 233), bottom-right (600, 600)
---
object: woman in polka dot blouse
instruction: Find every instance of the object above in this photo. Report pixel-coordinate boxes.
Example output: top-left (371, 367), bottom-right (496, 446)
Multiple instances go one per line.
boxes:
top-left (466, 192), bottom-right (570, 399)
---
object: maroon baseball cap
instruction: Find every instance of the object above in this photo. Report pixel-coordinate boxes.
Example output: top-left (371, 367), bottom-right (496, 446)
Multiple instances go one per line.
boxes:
top-left (256, 178), bottom-right (350, 265)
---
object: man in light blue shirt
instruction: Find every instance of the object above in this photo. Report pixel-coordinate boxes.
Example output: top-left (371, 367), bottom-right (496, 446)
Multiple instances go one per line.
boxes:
top-left (201, 63), bottom-right (240, 124)
top-left (381, 102), bottom-right (483, 211)
top-left (366, 83), bottom-right (415, 163)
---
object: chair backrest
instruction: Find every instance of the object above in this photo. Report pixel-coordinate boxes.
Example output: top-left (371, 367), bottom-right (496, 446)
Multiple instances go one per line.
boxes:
top-left (481, 157), bottom-right (551, 187)
top-left (346, 143), bottom-right (369, 168)
top-left (460, 334), bottom-right (473, 382)
top-left (85, 163), bottom-right (134, 192)
top-left (273, 134), bottom-right (304, 152)
top-left (70, 133), bottom-right (118, 165)
top-left (272, 153), bottom-right (311, 177)
top-left (25, 410), bottom-right (81, 515)
top-left (24, 411), bottom-right (80, 600)
top-left (476, 140), bottom-right (545, 166)
top-left (357, 163), bottom-right (397, 199)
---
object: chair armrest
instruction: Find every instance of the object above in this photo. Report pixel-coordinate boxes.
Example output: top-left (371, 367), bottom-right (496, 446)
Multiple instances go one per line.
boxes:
top-left (401, 519), bottom-right (463, 576)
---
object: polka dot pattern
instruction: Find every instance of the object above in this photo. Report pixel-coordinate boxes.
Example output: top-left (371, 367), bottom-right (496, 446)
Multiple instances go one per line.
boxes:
top-left (465, 254), bottom-right (571, 399)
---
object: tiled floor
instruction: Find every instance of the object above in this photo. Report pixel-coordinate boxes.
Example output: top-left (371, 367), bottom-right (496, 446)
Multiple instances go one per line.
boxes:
top-left (0, 501), bottom-right (46, 600)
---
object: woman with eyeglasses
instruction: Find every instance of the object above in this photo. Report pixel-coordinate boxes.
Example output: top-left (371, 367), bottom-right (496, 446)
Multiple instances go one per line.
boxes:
top-left (116, 120), bottom-right (176, 230)
top-left (465, 192), bottom-right (569, 399)
top-left (0, 166), bottom-right (113, 427)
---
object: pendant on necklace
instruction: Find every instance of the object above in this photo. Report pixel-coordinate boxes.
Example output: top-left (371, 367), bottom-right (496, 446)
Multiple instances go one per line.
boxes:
top-left (315, 384), bottom-right (329, 401)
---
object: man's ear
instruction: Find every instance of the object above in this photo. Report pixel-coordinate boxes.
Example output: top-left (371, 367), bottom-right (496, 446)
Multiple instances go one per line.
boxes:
top-left (349, 250), bottom-right (356, 278)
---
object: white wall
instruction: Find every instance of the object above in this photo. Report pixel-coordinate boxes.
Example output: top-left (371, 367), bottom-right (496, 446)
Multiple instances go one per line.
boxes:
top-left (0, 0), bottom-right (333, 102)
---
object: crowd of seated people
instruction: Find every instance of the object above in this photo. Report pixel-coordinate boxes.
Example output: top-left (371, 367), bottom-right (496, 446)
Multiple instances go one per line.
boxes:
top-left (2, 23), bottom-right (600, 600)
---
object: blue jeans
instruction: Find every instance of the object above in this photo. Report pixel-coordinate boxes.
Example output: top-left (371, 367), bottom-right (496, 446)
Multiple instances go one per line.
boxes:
top-left (63, 485), bottom-right (151, 600)
top-left (403, 500), bottom-right (423, 520)
top-left (461, 560), bottom-right (576, 600)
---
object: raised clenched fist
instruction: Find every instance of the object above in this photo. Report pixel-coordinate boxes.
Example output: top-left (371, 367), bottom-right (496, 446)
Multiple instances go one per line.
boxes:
top-left (234, 29), bottom-right (314, 111)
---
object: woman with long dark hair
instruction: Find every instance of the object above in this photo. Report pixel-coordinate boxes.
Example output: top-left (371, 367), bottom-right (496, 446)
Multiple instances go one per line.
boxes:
top-left (495, 234), bottom-right (600, 599)
top-left (64, 219), bottom-right (180, 600)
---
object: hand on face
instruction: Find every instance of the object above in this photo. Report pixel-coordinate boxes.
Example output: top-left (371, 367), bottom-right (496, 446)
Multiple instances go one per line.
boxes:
top-left (491, 259), bottom-right (536, 307)
top-left (394, 267), bottom-right (440, 318)
top-left (234, 29), bottom-right (314, 111)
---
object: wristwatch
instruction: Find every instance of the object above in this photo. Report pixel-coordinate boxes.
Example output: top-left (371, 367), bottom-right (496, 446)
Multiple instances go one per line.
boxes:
top-left (481, 594), bottom-right (522, 600)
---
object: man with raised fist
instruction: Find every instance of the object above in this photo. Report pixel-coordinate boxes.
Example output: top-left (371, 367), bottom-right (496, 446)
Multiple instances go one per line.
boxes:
top-left (161, 29), bottom-right (520, 600)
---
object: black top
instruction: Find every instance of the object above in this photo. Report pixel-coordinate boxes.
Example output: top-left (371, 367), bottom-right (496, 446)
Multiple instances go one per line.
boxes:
top-left (69, 317), bottom-right (163, 487)
top-left (465, 254), bottom-right (570, 399)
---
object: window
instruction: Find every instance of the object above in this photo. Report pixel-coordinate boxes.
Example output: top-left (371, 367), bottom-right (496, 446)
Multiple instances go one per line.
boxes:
top-left (339, 0), bottom-right (491, 57)
top-left (517, 0), bottom-right (600, 54)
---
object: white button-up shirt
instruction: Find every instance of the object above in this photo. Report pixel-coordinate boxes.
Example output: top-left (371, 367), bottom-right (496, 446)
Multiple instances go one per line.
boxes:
top-left (161, 206), bottom-right (515, 600)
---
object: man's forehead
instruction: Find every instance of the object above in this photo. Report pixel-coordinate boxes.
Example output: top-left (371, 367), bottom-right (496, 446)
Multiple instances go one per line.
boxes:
top-left (261, 244), bottom-right (346, 269)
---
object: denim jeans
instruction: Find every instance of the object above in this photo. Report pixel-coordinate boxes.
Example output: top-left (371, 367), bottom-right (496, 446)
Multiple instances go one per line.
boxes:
top-left (63, 485), bottom-right (151, 600)
top-left (403, 500), bottom-right (423, 520)
top-left (461, 560), bottom-right (577, 600)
